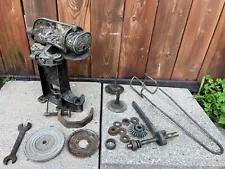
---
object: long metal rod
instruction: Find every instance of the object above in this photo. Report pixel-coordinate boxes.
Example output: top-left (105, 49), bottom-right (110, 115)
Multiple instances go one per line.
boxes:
top-left (130, 74), bottom-right (224, 155)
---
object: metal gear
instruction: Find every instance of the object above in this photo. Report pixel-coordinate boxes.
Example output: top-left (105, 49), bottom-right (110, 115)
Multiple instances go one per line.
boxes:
top-left (129, 123), bottom-right (147, 138)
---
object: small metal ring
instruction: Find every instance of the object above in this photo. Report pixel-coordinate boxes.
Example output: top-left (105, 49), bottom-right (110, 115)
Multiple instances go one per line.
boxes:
top-left (122, 118), bottom-right (130, 126)
top-left (113, 121), bottom-right (122, 128)
top-left (105, 138), bottom-right (116, 150)
top-left (130, 117), bottom-right (139, 124)
top-left (108, 126), bottom-right (119, 136)
top-left (120, 135), bottom-right (130, 143)
top-left (118, 128), bottom-right (127, 136)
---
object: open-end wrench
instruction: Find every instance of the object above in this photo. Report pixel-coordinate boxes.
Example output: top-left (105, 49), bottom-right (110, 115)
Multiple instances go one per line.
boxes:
top-left (3, 122), bottom-right (32, 165)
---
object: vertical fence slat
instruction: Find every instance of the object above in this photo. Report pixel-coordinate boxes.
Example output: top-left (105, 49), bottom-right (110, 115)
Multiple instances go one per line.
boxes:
top-left (0, 51), bottom-right (5, 74)
top-left (57, 0), bottom-right (91, 77)
top-left (171, 0), bottom-right (224, 80)
top-left (146, 0), bottom-right (192, 80)
top-left (118, 0), bottom-right (158, 79)
top-left (91, 0), bottom-right (125, 78)
top-left (0, 0), bottom-right (34, 75)
top-left (198, 5), bottom-right (225, 80)
top-left (23, 0), bottom-right (58, 75)
top-left (23, 0), bottom-right (57, 27)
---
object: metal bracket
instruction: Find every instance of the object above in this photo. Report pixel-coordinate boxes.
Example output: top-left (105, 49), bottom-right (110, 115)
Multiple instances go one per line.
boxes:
top-left (58, 108), bottom-right (94, 128)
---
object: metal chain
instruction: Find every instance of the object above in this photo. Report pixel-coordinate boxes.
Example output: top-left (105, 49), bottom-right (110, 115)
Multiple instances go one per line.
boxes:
top-left (130, 75), bottom-right (224, 155)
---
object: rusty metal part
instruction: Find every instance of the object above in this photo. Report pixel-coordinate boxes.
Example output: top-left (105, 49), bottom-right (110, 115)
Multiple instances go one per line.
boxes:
top-left (3, 122), bottom-right (32, 165)
top-left (118, 128), bottom-right (127, 136)
top-left (105, 138), bottom-right (116, 150)
top-left (130, 117), bottom-right (139, 124)
top-left (24, 126), bottom-right (64, 162)
top-left (107, 92), bottom-right (127, 113)
top-left (120, 135), bottom-right (130, 143)
top-left (113, 121), bottom-right (122, 128)
top-left (68, 129), bottom-right (99, 158)
top-left (122, 118), bottom-right (130, 126)
top-left (105, 72), bottom-right (124, 95)
top-left (58, 108), bottom-right (93, 128)
top-left (108, 126), bottom-right (119, 136)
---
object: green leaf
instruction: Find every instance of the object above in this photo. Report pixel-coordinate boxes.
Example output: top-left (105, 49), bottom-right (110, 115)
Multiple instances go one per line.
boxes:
top-left (221, 104), bottom-right (225, 113)
top-left (218, 115), bottom-right (225, 125)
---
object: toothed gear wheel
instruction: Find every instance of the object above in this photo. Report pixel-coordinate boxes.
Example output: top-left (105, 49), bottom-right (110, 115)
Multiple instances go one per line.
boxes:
top-left (129, 123), bottom-right (147, 138)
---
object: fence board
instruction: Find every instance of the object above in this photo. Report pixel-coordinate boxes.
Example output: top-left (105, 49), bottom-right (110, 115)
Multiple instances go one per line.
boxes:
top-left (146, 0), bottom-right (192, 79)
top-left (23, 0), bottom-right (57, 27)
top-left (198, 6), bottom-right (225, 80)
top-left (171, 0), bottom-right (224, 80)
top-left (0, 51), bottom-right (5, 74)
top-left (91, 0), bottom-right (125, 78)
top-left (0, 0), bottom-right (33, 75)
top-left (57, 0), bottom-right (91, 77)
top-left (118, 0), bottom-right (158, 79)
top-left (23, 0), bottom-right (57, 75)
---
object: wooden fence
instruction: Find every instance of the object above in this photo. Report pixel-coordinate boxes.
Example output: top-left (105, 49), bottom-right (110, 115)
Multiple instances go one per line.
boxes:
top-left (0, 0), bottom-right (225, 80)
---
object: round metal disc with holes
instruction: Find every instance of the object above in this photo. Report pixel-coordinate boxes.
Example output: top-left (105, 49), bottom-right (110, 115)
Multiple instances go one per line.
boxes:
top-left (24, 126), bottom-right (65, 162)
top-left (68, 129), bottom-right (99, 158)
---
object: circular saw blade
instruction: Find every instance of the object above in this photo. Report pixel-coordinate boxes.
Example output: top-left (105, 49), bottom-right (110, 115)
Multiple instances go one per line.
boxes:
top-left (24, 126), bottom-right (65, 162)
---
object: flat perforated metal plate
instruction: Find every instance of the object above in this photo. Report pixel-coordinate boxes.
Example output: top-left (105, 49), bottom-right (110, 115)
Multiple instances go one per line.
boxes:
top-left (24, 126), bottom-right (65, 162)
top-left (68, 129), bottom-right (99, 158)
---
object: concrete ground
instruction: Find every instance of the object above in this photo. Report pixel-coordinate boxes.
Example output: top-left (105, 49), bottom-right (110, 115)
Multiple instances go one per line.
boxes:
top-left (0, 81), bottom-right (225, 169)
top-left (0, 81), bottom-right (101, 169)
top-left (101, 84), bottom-right (225, 169)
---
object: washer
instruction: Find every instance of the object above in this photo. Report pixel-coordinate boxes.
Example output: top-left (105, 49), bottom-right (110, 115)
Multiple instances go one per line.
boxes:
top-left (24, 126), bottom-right (65, 162)
top-left (108, 126), bottom-right (119, 136)
top-left (130, 117), bottom-right (139, 124)
top-left (122, 118), bottom-right (130, 126)
top-left (118, 128), bottom-right (127, 136)
top-left (105, 138), bottom-right (116, 150)
top-left (120, 135), bottom-right (130, 143)
top-left (68, 129), bottom-right (99, 158)
top-left (113, 121), bottom-right (122, 128)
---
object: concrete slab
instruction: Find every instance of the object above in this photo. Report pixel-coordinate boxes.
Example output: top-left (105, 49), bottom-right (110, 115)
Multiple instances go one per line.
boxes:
top-left (101, 84), bottom-right (225, 169)
top-left (0, 81), bottom-right (101, 169)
